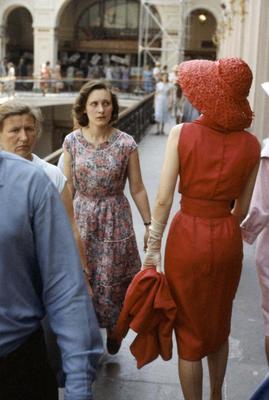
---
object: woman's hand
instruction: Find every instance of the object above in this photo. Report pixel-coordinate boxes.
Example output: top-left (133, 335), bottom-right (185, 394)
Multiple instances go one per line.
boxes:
top-left (143, 247), bottom-right (161, 271)
top-left (142, 219), bottom-right (166, 272)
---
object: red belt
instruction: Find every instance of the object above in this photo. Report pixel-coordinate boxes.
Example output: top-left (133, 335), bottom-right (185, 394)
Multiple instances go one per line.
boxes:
top-left (180, 196), bottom-right (231, 218)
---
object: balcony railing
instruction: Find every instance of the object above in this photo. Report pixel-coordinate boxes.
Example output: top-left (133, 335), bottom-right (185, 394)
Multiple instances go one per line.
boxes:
top-left (0, 77), bottom-right (153, 95)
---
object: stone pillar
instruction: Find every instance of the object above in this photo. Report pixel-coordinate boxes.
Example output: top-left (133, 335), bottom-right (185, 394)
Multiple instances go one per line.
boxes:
top-left (155, 5), bottom-right (181, 70)
top-left (0, 24), bottom-right (7, 60)
top-left (247, 0), bottom-right (269, 141)
top-left (161, 35), bottom-right (180, 69)
top-left (33, 26), bottom-right (58, 79)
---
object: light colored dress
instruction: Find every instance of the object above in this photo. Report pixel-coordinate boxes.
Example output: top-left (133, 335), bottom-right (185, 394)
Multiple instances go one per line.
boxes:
top-left (63, 129), bottom-right (141, 329)
top-left (241, 139), bottom-right (269, 334)
top-left (154, 81), bottom-right (171, 123)
top-left (143, 69), bottom-right (154, 93)
top-left (32, 153), bottom-right (66, 193)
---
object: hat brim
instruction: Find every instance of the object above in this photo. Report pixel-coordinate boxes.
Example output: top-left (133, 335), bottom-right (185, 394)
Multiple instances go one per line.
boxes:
top-left (178, 59), bottom-right (253, 130)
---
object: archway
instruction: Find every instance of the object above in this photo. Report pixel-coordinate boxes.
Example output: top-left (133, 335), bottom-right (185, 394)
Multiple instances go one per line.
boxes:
top-left (56, 0), bottom-right (160, 77)
top-left (185, 8), bottom-right (217, 60)
top-left (6, 6), bottom-right (33, 70)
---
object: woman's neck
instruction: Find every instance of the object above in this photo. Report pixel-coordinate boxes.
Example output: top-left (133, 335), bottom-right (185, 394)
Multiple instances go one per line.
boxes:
top-left (82, 125), bottom-right (114, 145)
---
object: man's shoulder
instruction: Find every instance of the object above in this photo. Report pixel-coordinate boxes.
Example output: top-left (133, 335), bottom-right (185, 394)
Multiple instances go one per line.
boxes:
top-left (1, 150), bottom-right (29, 163)
top-left (0, 151), bottom-right (51, 186)
top-left (2, 151), bottom-right (42, 172)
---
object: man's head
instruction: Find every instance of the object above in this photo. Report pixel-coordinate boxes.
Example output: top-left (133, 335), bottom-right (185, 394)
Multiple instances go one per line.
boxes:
top-left (0, 101), bottom-right (43, 160)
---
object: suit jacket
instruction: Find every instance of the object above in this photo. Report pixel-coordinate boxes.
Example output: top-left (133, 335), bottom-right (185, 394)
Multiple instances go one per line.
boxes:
top-left (114, 267), bottom-right (177, 368)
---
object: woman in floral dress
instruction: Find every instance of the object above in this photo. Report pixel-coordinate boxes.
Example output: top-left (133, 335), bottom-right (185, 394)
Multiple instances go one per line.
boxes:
top-left (63, 80), bottom-right (151, 353)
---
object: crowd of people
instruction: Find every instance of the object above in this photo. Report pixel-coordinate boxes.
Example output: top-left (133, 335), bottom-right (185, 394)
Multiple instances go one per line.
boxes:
top-left (0, 56), bottom-right (269, 400)
top-left (0, 56), bottom-right (144, 96)
top-left (0, 55), bottom-right (182, 100)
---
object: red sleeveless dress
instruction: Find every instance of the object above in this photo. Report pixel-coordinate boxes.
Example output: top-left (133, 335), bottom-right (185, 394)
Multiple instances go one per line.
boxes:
top-left (165, 116), bottom-right (260, 361)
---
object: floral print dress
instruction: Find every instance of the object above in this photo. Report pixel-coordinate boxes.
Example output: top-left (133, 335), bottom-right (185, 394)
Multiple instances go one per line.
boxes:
top-left (63, 129), bottom-right (141, 329)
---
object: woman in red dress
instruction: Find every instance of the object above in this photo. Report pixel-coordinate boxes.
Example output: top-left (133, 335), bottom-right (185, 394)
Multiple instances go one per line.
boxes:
top-left (144, 58), bottom-right (260, 399)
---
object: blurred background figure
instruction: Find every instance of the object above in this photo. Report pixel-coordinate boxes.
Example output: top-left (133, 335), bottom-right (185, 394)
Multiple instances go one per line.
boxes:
top-left (181, 97), bottom-right (200, 122)
top-left (66, 63), bottom-right (75, 92)
top-left (16, 58), bottom-right (28, 90)
top-left (5, 62), bottom-right (15, 97)
top-left (105, 64), bottom-right (113, 81)
top-left (120, 64), bottom-right (130, 92)
top-left (52, 63), bottom-right (64, 93)
top-left (153, 61), bottom-right (161, 83)
top-left (161, 64), bottom-right (168, 74)
top-left (169, 64), bottom-right (182, 123)
top-left (154, 72), bottom-right (173, 135)
top-left (143, 65), bottom-right (154, 94)
top-left (0, 59), bottom-right (6, 94)
top-left (40, 61), bottom-right (51, 96)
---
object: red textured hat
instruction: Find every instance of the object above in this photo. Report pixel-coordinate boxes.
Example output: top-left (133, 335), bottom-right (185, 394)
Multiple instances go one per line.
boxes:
top-left (178, 57), bottom-right (254, 131)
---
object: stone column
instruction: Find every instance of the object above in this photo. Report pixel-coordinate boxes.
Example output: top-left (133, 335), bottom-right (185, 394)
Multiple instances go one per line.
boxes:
top-left (0, 24), bottom-right (7, 60)
top-left (246, 0), bottom-right (269, 141)
top-left (161, 35), bottom-right (180, 69)
top-left (155, 5), bottom-right (181, 70)
top-left (33, 26), bottom-right (58, 79)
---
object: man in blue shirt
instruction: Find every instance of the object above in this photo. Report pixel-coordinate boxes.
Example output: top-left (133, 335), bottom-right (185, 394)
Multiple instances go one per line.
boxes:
top-left (0, 150), bottom-right (103, 400)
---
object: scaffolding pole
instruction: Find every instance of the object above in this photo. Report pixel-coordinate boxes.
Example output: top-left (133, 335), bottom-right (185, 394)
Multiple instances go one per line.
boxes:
top-left (137, 0), bottom-right (189, 76)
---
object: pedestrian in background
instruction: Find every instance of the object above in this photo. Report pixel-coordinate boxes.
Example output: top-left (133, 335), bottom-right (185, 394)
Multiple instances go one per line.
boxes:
top-left (5, 62), bottom-right (15, 97)
top-left (16, 58), bottom-right (28, 90)
top-left (154, 72), bottom-right (173, 135)
top-left (181, 97), bottom-right (200, 122)
top-left (120, 64), bottom-right (130, 91)
top-left (40, 61), bottom-right (51, 96)
top-left (169, 64), bottom-right (182, 123)
top-left (0, 58), bottom-right (6, 94)
top-left (143, 65), bottom-right (154, 94)
top-left (153, 61), bottom-right (161, 83)
top-left (53, 63), bottom-right (64, 93)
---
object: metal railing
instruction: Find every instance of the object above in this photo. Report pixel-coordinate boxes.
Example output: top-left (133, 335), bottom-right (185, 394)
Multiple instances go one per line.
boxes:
top-left (44, 92), bottom-right (155, 165)
top-left (0, 77), bottom-right (155, 96)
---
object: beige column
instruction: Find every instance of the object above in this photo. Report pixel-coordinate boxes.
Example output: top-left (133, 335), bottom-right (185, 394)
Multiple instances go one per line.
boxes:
top-left (0, 24), bottom-right (7, 60)
top-left (161, 35), bottom-right (180, 69)
top-left (33, 26), bottom-right (58, 78)
top-left (247, 0), bottom-right (269, 141)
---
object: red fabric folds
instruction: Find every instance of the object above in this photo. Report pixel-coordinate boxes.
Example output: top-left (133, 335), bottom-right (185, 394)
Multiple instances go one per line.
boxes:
top-left (114, 267), bottom-right (177, 368)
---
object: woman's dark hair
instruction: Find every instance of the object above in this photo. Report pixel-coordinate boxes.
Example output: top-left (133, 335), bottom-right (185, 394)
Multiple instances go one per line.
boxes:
top-left (73, 80), bottom-right (119, 127)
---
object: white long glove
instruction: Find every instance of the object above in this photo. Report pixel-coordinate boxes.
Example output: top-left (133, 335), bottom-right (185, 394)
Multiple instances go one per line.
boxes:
top-left (143, 218), bottom-right (166, 273)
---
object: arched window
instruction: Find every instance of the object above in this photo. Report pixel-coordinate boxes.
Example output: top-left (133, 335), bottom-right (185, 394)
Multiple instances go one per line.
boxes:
top-left (77, 0), bottom-right (157, 40)
top-left (184, 8), bottom-right (217, 59)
